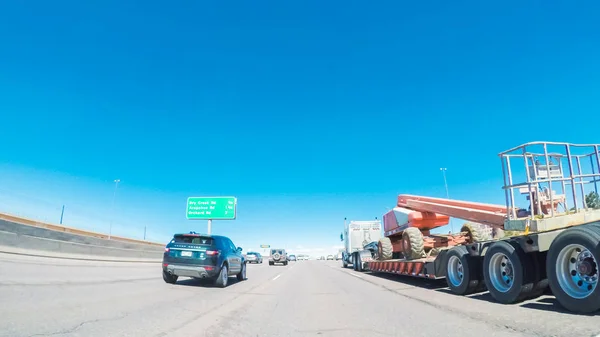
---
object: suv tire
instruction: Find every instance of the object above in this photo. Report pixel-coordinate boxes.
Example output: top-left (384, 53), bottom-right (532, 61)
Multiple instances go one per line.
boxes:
top-left (163, 271), bottom-right (178, 284)
top-left (214, 264), bottom-right (229, 288)
top-left (237, 263), bottom-right (247, 281)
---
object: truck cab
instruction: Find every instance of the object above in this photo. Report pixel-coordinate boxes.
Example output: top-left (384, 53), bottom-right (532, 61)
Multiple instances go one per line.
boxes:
top-left (340, 220), bottom-right (382, 270)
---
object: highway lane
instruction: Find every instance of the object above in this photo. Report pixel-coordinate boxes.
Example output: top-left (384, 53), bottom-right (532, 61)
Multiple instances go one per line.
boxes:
top-left (0, 253), bottom-right (598, 337)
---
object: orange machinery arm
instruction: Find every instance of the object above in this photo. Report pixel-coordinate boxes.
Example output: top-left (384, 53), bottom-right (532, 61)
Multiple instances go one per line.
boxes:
top-left (397, 194), bottom-right (510, 229)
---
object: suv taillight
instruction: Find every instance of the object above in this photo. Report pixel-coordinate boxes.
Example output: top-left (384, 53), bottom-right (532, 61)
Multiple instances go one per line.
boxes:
top-left (164, 247), bottom-right (170, 252)
top-left (206, 250), bottom-right (220, 256)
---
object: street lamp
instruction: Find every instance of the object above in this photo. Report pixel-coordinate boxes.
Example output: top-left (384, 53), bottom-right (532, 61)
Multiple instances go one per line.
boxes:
top-left (439, 168), bottom-right (454, 233)
top-left (108, 179), bottom-right (120, 240)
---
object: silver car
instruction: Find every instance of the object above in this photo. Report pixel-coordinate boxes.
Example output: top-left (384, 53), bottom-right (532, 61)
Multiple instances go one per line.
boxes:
top-left (245, 252), bottom-right (263, 264)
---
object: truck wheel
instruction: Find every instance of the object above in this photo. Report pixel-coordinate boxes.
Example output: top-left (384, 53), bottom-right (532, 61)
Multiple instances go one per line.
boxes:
top-left (352, 253), bottom-right (357, 271)
top-left (445, 246), bottom-right (483, 295)
top-left (342, 258), bottom-right (348, 268)
top-left (483, 240), bottom-right (534, 304)
top-left (546, 225), bottom-right (600, 313)
top-left (402, 227), bottom-right (425, 260)
top-left (356, 253), bottom-right (363, 272)
top-left (461, 222), bottom-right (492, 243)
top-left (378, 237), bottom-right (393, 260)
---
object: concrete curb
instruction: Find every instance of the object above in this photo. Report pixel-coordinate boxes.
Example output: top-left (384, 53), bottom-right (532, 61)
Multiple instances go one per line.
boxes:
top-left (0, 230), bottom-right (163, 259)
top-left (0, 248), bottom-right (162, 263)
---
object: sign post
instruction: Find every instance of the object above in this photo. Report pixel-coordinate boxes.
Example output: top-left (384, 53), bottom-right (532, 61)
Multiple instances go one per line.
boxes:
top-left (186, 196), bottom-right (237, 235)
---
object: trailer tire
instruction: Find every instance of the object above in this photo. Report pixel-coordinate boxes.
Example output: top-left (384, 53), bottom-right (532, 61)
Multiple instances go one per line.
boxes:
top-left (546, 225), bottom-right (600, 314)
top-left (461, 222), bottom-right (492, 243)
top-left (402, 227), bottom-right (425, 260)
top-left (445, 246), bottom-right (484, 295)
top-left (378, 237), bottom-right (393, 260)
top-left (483, 240), bottom-right (534, 304)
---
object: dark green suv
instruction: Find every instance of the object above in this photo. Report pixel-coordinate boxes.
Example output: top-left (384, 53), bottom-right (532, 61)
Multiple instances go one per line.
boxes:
top-left (162, 232), bottom-right (246, 288)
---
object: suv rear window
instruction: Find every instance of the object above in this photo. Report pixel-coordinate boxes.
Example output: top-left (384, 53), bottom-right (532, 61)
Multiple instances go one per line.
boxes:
top-left (271, 249), bottom-right (283, 255)
top-left (173, 235), bottom-right (213, 245)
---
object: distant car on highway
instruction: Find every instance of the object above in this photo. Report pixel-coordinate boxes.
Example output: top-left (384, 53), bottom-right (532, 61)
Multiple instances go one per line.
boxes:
top-left (245, 252), bottom-right (263, 264)
top-left (288, 254), bottom-right (297, 261)
top-left (326, 255), bottom-right (334, 260)
top-left (162, 232), bottom-right (247, 288)
top-left (269, 248), bottom-right (288, 266)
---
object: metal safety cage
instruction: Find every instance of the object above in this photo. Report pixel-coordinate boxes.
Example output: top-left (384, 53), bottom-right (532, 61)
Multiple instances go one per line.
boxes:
top-left (499, 141), bottom-right (600, 222)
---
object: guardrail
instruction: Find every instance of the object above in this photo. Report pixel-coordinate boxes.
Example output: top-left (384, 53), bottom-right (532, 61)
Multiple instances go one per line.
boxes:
top-left (0, 212), bottom-right (164, 247)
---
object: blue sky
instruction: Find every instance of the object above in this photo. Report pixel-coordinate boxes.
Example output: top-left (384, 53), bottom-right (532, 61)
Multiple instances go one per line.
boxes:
top-left (1, 1), bottom-right (600, 256)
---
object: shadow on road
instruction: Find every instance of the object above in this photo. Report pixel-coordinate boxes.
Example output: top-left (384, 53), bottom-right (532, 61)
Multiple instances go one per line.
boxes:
top-left (362, 271), bottom-right (599, 316)
top-left (365, 272), bottom-right (448, 290)
top-left (174, 277), bottom-right (245, 288)
top-left (436, 288), bottom-right (599, 316)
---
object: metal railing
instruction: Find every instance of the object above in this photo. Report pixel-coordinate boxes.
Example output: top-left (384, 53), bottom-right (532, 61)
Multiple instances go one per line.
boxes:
top-left (499, 141), bottom-right (600, 221)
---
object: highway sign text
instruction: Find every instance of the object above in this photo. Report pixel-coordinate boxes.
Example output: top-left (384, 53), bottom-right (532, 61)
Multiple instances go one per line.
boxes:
top-left (186, 196), bottom-right (237, 220)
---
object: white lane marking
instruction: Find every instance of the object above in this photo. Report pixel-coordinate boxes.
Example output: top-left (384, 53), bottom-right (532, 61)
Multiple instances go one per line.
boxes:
top-left (272, 274), bottom-right (281, 281)
top-left (349, 272), bottom-right (363, 278)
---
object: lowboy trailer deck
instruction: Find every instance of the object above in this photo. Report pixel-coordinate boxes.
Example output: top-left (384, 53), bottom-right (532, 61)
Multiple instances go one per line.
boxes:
top-left (367, 256), bottom-right (445, 279)
top-left (352, 141), bottom-right (600, 314)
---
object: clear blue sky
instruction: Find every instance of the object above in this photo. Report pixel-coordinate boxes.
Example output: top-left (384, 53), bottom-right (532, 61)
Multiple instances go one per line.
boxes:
top-left (1, 1), bottom-right (600, 256)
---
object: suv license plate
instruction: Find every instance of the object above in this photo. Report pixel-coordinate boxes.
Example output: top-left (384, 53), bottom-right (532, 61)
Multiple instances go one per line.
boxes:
top-left (181, 251), bottom-right (192, 257)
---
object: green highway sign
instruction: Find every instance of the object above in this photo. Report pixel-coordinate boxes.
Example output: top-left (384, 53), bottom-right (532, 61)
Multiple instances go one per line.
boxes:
top-left (186, 196), bottom-right (237, 220)
top-left (260, 244), bottom-right (270, 248)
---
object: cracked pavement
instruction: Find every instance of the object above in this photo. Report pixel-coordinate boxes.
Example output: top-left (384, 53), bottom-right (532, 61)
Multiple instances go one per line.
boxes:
top-left (0, 252), bottom-right (599, 337)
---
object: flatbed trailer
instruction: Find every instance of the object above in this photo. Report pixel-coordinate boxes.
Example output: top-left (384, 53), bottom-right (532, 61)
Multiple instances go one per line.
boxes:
top-left (367, 256), bottom-right (445, 279)
top-left (351, 141), bottom-right (600, 314)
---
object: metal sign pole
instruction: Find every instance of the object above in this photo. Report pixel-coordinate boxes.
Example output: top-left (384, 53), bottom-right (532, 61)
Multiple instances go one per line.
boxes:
top-left (207, 219), bottom-right (212, 235)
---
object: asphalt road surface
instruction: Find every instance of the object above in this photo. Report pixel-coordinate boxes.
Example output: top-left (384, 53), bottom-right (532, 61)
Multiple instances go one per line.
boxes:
top-left (0, 253), bottom-right (598, 337)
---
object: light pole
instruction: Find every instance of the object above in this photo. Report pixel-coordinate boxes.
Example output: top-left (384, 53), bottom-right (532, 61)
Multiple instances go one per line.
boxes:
top-left (59, 205), bottom-right (65, 224)
top-left (440, 168), bottom-right (454, 233)
top-left (109, 179), bottom-right (120, 240)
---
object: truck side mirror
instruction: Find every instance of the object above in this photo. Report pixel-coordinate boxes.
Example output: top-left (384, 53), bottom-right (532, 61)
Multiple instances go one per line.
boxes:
top-left (340, 233), bottom-right (343, 241)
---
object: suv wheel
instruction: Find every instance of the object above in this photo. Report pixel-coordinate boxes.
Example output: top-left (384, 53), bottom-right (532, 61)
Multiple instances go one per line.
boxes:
top-left (214, 264), bottom-right (229, 288)
top-left (163, 271), bottom-right (178, 284)
top-left (237, 263), bottom-right (247, 281)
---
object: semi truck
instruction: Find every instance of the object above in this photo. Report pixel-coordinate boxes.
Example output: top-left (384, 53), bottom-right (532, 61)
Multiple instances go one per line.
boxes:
top-left (342, 141), bottom-right (600, 314)
top-left (340, 220), bottom-right (383, 269)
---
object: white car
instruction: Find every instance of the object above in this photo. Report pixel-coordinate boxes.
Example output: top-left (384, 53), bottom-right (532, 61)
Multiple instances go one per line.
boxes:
top-left (245, 252), bottom-right (263, 264)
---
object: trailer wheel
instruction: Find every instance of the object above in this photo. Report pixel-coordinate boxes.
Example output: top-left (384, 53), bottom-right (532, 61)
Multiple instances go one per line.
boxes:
top-left (483, 240), bottom-right (535, 304)
top-left (402, 227), bottom-right (425, 260)
top-left (546, 225), bottom-right (600, 313)
top-left (445, 246), bottom-right (483, 295)
top-left (378, 237), bottom-right (393, 260)
top-left (461, 222), bottom-right (492, 243)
